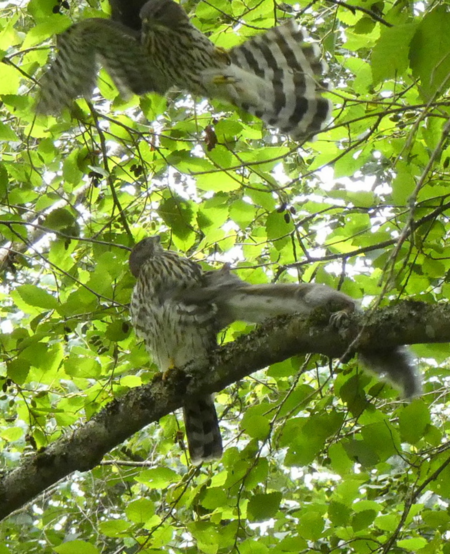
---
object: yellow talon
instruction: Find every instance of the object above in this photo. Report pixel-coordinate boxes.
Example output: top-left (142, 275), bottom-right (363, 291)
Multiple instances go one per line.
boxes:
top-left (212, 74), bottom-right (237, 85)
top-left (163, 358), bottom-right (176, 381)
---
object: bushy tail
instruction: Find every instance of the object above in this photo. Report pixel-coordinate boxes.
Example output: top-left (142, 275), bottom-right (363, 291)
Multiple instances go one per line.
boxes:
top-left (183, 395), bottom-right (222, 464)
top-left (359, 347), bottom-right (421, 398)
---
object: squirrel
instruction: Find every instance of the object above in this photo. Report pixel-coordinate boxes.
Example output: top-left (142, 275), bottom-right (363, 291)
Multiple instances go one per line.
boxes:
top-left (180, 264), bottom-right (421, 398)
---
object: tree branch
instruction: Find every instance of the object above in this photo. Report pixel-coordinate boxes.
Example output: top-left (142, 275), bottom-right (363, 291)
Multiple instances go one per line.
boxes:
top-left (1, 300), bottom-right (449, 520)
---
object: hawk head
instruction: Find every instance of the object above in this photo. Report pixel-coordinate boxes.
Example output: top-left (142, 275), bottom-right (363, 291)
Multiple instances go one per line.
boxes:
top-left (129, 236), bottom-right (163, 278)
top-left (140, 0), bottom-right (189, 30)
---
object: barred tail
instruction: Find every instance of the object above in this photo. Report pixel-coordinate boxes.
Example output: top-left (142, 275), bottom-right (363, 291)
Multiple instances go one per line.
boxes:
top-left (183, 395), bottom-right (222, 464)
top-left (228, 20), bottom-right (332, 140)
top-left (359, 347), bottom-right (421, 398)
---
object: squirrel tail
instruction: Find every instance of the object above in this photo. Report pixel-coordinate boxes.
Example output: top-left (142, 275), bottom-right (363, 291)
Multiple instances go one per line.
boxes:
top-left (359, 347), bottom-right (421, 398)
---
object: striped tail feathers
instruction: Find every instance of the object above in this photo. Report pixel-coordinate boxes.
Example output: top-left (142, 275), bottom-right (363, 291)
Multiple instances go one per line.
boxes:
top-left (226, 19), bottom-right (333, 139)
top-left (183, 395), bottom-right (223, 464)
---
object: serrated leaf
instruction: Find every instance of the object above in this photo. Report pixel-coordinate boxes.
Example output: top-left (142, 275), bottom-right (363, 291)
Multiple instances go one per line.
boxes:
top-left (7, 359), bottom-right (31, 385)
top-left (398, 400), bottom-right (430, 444)
top-left (372, 24), bottom-right (417, 84)
top-left (0, 122), bottom-right (19, 141)
top-left (98, 520), bottom-right (130, 537)
top-left (248, 492), bottom-right (282, 521)
top-left (54, 540), bottom-right (100, 554)
top-left (126, 499), bottom-right (155, 524)
top-left (410, 7), bottom-right (450, 98)
top-left (44, 208), bottom-right (76, 231)
top-left (14, 285), bottom-right (59, 310)
top-left (158, 196), bottom-right (196, 240)
top-left (136, 467), bottom-right (180, 488)
top-left (22, 16), bottom-right (72, 49)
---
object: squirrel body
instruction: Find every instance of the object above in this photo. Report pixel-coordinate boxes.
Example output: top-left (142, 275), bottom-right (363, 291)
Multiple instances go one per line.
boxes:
top-left (184, 265), bottom-right (421, 398)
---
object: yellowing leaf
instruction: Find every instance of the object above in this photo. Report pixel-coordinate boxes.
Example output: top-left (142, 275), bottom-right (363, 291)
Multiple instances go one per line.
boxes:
top-left (0, 427), bottom-right (23, 442)
top-left (0, 64), bottom-right (21, 94)
top-left (22, 16), bottom-right (71, 49)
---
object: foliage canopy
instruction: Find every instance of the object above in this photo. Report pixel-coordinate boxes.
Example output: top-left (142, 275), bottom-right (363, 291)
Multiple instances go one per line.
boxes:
top-left (1, 0), bottom-right (450, 552)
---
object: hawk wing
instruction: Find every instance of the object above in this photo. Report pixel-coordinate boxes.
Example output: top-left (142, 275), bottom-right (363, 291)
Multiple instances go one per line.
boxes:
top-left (36, 18), bottom-right (169, 114)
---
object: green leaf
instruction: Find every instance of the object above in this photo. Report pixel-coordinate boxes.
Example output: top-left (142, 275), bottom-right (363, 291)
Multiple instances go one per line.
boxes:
top-left (265, 211), bottom-right (294, 244)
top-left (54, 541), bottom-right (100, 554)
top-left (297, 511), bottom-right (325, 541)
top-left (371, 24), bottom-right (417, 84)
top-left (397, 538), bottom-right (428, 551)
top-left (158, 196), bottom-right (196, 240)
top-left (328, 501), bottom-right (351, 526)
top-left (248, 492), bottom-right (282, 521)
top-left (0, 122), bottom-right (19, 141)
top-left (410, 7), bottom-right (450, 98)
top-left (241, 414), bottom-right (270, 440)
top-left (201, 488), bottom-right (228, 510)
top-left (22, 15), bottom-right (72, 49)
top-left (196, 171), bottom-right (241, 192)
top-left (7, 359), bottom-right (31, 385)
top-left (44, 208), bottom-right (77, 232)
top-left (0, 64), bottom-right (21, 94)
top-left (125, 498), bottom-right (155, 524)
top-left (98, 520), bottom-right (130, 537)
top-left (361, 421), bottom-right (400, 462)
top-left (0, 163), bottom-right (8, 199)
top-left (375, 514), bottom-right (400, 532)
top-left (392, 161), bottom-right (416, 205)
top-left (105, 320), bottom-right (131, 341)
top-left (0, 427), bottom-right (23, 442)
top-left (136, 468), bottom-right (180, 489)
top-left (14, 285), bottom-right (59, 310)
top-left (229, 199), bottom-right (256, 230)
top-left (352, 509), bottom-right (377, 531)
top-left (398, 400), bottom-right (431, 444)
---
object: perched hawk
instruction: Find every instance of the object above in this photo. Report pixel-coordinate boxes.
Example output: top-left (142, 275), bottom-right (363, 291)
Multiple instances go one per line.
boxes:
top-left (37, 0), bottom-right (332, 139)
top-left (129, 236), bottom-right (222, 463)
top-left (129, 237), bottom-right (420, 462)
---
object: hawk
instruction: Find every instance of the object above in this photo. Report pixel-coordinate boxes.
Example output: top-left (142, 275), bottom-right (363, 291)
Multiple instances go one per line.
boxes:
top-left (37, 0), bottom-right (332, 139)
top-left (129, 237), bottom-right (420, 462)
top-left (129, 236), bottom-right (223, 463)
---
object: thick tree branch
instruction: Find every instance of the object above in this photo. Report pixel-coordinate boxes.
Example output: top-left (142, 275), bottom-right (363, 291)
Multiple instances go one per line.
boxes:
top-left (1, 300), bottom-right (449, 520)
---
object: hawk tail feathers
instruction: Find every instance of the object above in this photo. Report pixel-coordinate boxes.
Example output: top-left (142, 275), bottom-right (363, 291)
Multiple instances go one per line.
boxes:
top-left (226, 19), bottom-right (333, 139)
top-left (183, 395), bottom-right (222, 464)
